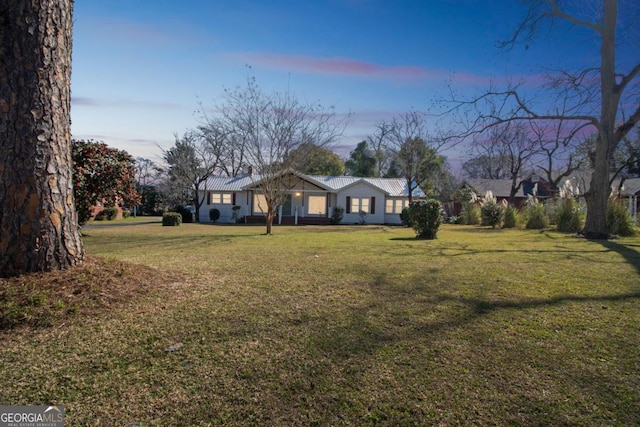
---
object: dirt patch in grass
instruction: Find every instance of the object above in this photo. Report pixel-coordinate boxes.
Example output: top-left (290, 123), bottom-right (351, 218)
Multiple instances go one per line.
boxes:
top-left (0, 256), bottom-right (183, 330)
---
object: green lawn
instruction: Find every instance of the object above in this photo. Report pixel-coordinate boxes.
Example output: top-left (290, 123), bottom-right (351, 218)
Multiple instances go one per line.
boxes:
top-left (1, 224), bottom-right (639, 426)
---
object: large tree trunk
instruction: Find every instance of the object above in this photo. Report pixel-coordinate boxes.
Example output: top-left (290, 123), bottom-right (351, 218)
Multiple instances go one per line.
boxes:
top-left (582, 0), bottom-right (619, 239)
top-left (0, 0), bottom-right (84, 276)
top-left (583, 138), bottom-right (613, 239)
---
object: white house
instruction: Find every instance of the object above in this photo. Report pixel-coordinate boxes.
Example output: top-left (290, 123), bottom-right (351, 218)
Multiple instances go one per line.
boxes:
top-left (199, 170), bottom-right (425, 225)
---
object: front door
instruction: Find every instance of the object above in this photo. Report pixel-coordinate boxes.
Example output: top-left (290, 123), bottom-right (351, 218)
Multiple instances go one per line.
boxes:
top-left (281, 195), bottom-right (292, 216)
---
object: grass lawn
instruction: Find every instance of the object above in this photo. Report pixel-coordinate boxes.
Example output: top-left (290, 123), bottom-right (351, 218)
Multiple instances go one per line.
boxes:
top-left (1, 224), bottom-right (639, 426)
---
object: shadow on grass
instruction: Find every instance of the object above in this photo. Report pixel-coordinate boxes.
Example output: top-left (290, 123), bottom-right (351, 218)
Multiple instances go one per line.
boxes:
top-left (595, 240), bottom-right (640, 275)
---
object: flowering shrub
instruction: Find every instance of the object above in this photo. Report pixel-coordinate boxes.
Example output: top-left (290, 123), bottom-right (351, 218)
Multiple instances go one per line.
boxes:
top-left (406, 199), bottom-right (442, 239)
top-left (456, 188), bottom-right (481, 225)
top-left (524, 195), bottom-right (548, 229)
top-left (72, 139), bottom-right (140, 225)
top-left (480, 191), bottom-right (503, 229)
top-left (555, 180), bottom-right (583, 233)
top-left (607, 197), bottom-right (636, 236)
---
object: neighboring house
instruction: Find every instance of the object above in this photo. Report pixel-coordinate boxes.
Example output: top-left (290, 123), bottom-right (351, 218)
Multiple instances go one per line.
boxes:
top-left (613, 177), bottom-right (640, 224)
top-left (457, 175), bottom-right (555, 215)
top-left (460, 174), bottom-right (640, 224)
top-left (199, 170), bottom-right (425, 225)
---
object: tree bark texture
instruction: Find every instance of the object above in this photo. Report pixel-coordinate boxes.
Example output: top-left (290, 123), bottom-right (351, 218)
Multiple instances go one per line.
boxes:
top-left (0, 0), bottom-right (84, 276)
top-left (583, 0), bottom-right (619, 239)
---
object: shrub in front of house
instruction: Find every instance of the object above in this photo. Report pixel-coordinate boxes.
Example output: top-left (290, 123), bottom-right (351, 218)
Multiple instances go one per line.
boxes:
top-left (524, 196), bottom-right (548, 229)
top-left (358, 210), bottom-right (368, 225)
top-left (607, 197), bottom-right (636, 237)
top-left (330, 206), bottom-right (344, 225)
top-left (455, 187), bottom-right (481, 225)
top-left (502, 204), bottom-right (518, 228)
top-left (554, 180), bottom-right (583, 233)
top-left (231, 205), bottom-right (241, 223)
top-left (122, 209), bottom-right (131, 219)
top-left (400, 206), bottom-right (412, 227)
top-left (407, 199), bottom-right (442, 239)
top-left (480, 191), bottom-right (503, 229)
top-left (162, 212), bottom-right (182, 226)
top-left (459, 204), bottom-right (481, 225)
top-left (209, 208), bottom-right (220, 223)
top-left (555, 198), bottom-right (583, 233)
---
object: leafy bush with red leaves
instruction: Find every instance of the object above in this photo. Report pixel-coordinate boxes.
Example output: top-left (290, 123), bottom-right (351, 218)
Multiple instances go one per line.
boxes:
top-left (72, 139), bottom-right (140, 225)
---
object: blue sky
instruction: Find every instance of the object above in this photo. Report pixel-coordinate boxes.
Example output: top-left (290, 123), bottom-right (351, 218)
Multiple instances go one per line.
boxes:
top-left (70, 0), bottom-right (611, 164)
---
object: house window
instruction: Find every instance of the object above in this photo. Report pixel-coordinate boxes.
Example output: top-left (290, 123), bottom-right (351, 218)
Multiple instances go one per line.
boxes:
top-left (386, 199), bottom-right (407, 214)
top-left (307, 196), bottom-right (326, 215)
top-left (210, 192), bottom-right (232, 204)
top-left (351, 197), bottom-right (370, 213)
top-left (253, 194), bottom-right (268, 214)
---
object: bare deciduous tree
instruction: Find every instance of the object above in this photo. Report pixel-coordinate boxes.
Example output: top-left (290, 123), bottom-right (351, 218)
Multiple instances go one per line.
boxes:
top-left (383, 111), bottom-right (447, 202)
top-left (219, 77), bottom-right (347, 234)
top-left (529, 118), bottom-right (590, 190)
top-left (446, 0), bottom-right (640, 238)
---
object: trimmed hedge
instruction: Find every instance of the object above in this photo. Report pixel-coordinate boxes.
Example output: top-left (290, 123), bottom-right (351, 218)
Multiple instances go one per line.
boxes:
top-left (162, 212), bottom-right (182, 226)
top-left (209, 208), bottom-right (220, 222)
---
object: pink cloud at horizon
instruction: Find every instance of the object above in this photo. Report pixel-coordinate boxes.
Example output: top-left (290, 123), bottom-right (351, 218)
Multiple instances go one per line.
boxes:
top-left (229, 52), bottom-right (558, 90)
top-left (231, 52), bottom-right (470, 84)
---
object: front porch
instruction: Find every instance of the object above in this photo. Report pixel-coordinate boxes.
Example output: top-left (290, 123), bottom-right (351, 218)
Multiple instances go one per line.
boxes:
top-left (239, 215), bottom-right (332, 225)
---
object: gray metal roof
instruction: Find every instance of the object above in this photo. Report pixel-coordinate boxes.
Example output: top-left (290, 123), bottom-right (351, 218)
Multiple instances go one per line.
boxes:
top-left (204, 172), bottom-right (425, 197)
top-left (464, 179), bottom-right (519, 199)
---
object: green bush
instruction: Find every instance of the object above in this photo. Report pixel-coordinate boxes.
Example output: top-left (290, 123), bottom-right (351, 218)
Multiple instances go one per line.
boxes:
top-left (525, 198), bottom-right (548, 229)
top-left (502, 204), bottom-right (518, 228)
top-left (480, 192), bottom-right (503, 229)
top-left (95, 207), bottom-right (119, 221)
top-left (400, 206), bottom-right (412, 227)
top-left (105, 207), bottom-right (119, 220)
top-left (209, 208), bottom-right (220, 223)
top-left (162, 212), bottom-right (182, 226)
top-left (330, 206), bottom-right (344, 225)
top-left (459, 205), bottom-right (481, 225)
top-left (607, 198), bottom-right (636, 236)
top-left (122, 209), bottom-right (131, 219)
top-left (555, 198), bottom-right (583, 233)
top-left (406, 199), bottom-right (442, 239)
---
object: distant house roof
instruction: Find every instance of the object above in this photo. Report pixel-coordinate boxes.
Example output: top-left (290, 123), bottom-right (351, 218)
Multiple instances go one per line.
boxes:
top-left (204, 172), bottom-right (425, 198)
top-left (464, 179), bottom-right (517, 199)
top-left (614, 177), bottom-right (640, 196)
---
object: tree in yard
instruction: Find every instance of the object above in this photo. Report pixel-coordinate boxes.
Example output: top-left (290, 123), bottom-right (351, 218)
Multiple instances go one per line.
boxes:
top-left (72, 140), bottom-right (140, 225)
top-left (286, 142), bottom-right (345, 176)
top-left (134, 157), bottom-right (162, 216)
top-left (219, 77), bottom-right (346, 234)
top-left (383, 111), bottom-right (446, 202)
top-left (163, 131), bottom-right (223, 222)
top-left (395, 137), bottom-right (444, 202)
top-left (366, 121), bottom-right (394, 177)
top-left (529, 118), bottom-right (590, 190)
top-left (471, 121), bottom-right (539, 205)
top-left (345, 140), bottom-right (377, 177)
top-left (462, 154), bottom-right (511, 180)
top-left (447, 0), bottom-right (640, 239)
top-left (0, 0), bottom-right (84, 276)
